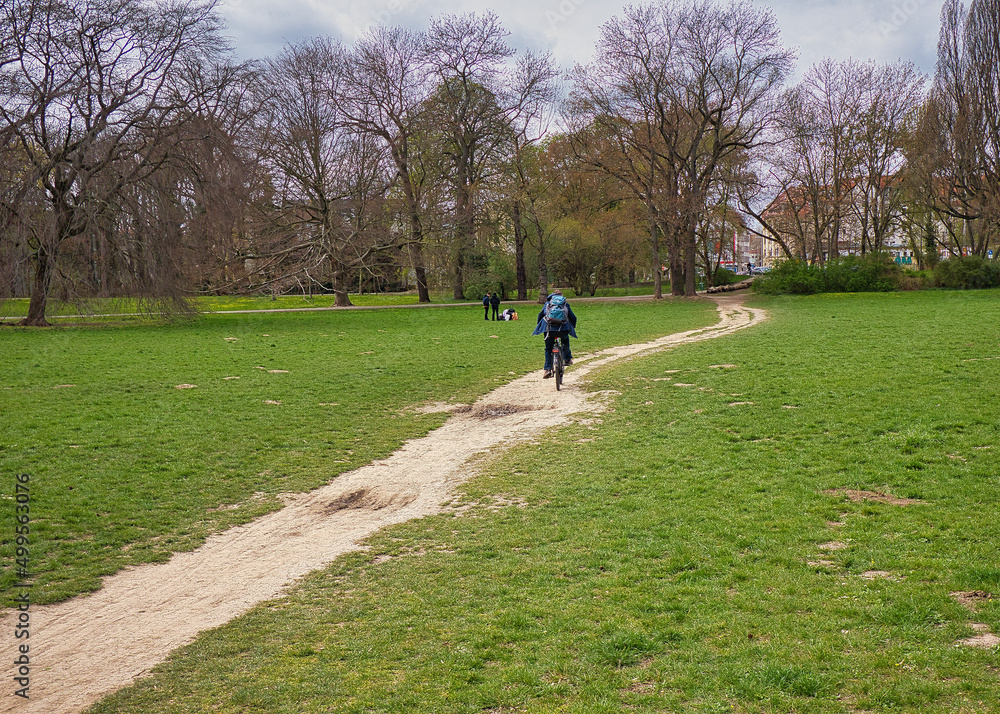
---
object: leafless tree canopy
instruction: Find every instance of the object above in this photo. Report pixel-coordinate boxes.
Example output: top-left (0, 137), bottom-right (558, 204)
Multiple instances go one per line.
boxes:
top-left (3, 0), bottom-right (1000, 323)
top-left (750, 59), bottom-right (925, 263)
top-left (0, 0), bottom-right (232, 324)
top-left (567, 0), bottom-right (794, 295)
top-left (902, 0), bottom-right (1000, 259)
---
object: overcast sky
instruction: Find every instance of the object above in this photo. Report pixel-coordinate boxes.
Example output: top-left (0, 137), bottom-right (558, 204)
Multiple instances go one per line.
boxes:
top-left (218, 0), bottom-right (944, 79)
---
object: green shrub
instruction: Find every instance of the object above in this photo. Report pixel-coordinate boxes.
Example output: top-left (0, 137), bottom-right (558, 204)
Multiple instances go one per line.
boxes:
top-left (753, 254), bottom-right (902, 295)
top-left (823, 253), bottom-right (902, 292)
top-left (712, 266), bottom-right (739, 286)
top-left (751, 259), bottom-right (823, 294)
top-left (900, 270), bottom-right (934, 291)
top-left (933, 256), bottom-right (1000, 289)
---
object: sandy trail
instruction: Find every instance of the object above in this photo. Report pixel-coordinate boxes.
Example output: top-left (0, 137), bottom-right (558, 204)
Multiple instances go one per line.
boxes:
top-left (3, 293), bottom-right (764, 714)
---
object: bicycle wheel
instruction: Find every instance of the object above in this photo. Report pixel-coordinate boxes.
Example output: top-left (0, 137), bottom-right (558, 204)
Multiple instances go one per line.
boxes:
top-left (553, 345), bottom-right (564, 391)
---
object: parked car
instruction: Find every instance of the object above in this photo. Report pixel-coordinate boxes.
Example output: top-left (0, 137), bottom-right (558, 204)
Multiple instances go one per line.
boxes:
top-left (750, 266), bottom-right (771, 275)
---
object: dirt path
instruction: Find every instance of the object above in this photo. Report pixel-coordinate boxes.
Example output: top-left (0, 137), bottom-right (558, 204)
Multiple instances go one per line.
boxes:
top-left (3, 294), bottom-right (765, 714)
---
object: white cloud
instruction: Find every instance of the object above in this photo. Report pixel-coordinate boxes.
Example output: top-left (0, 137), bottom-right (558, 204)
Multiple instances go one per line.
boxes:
top-left (219, 0), bottom-right (943, 77)
top-left (763, 0), bottom-right (942, 77)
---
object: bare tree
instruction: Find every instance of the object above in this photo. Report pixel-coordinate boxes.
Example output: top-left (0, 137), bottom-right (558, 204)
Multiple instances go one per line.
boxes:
top-left (566, 2), bottom-right (675, 297)
top-left (339, 25), bottom-right (433, 302)
top-left (563, 106), bottom-right (674, 297)
top-left (169, 59), bottom-right (272, 294)
top-left (0, 135), bottom-right (40, 299)
top-left (254, 38), bottom-right (397, 306)
top-left (905, 0), bottom-right (1000, 258)
top-left (504, 51), bottom-right (560, 300)
top-left (667, 0), bottom-right (794, 294)
top-left (776, 62), bottom-right (864, 262)
top-left (421, 12), bottom-right (515, 299)
top-left (0, 0), bottom-right (230, 325)
top-left (764, 59), bottom-right (924, 263)
top-left (421, 12), bottom-right (557, 300)
top-left (569, 0), bottom-right (794, 296)
top-left (850, 62), bottom-right (926, 254)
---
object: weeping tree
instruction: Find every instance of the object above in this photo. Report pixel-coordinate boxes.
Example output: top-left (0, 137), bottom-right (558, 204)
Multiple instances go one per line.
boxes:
top-left (0, 0), bottom-right (232, 325)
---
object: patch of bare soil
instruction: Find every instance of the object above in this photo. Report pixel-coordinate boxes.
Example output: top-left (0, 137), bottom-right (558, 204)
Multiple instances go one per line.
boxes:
top-left (951, 590), bottom-right (995, 613)
top-left (818, 540), bottom-right (848, 551)
top-left (454, 403), bottom-right (535, 419)
top-left (822, 488), bottom-right (924, 506)
top-left (951, 588), bottom-right (998, 649)
top-left (0, 294), bottom-right (765, 714)
top-left (860, 570), bottom-right (901, 581)
top-left (958, 627), bottom-right (1000, 650)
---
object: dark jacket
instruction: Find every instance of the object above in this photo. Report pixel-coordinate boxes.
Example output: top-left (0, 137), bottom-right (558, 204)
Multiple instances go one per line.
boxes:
top-left (532, 295), bottom-right (577, 337)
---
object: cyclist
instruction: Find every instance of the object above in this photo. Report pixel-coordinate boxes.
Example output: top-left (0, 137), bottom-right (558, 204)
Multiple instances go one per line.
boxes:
top-left (532, 289), bottom-right (577, 378)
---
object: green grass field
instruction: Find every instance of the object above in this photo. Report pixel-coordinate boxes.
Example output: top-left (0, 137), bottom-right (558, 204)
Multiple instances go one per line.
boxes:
top-left (1, 296), bottom-right (713, 604)
top-left (0, 285), bottom-right (659, 321)
top-left (5, 290), bottom-right (1000, 712)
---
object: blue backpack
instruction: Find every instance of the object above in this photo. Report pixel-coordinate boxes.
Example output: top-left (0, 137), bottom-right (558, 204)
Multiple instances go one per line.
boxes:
top-left (545, 294), bottom-right (568, 327)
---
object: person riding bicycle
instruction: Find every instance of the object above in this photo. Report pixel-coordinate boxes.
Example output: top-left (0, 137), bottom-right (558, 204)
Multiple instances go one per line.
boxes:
top-left (532, 289), bottom-right (577, 379)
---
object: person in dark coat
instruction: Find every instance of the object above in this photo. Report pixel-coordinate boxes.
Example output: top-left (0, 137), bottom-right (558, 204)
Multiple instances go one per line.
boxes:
top-left (531, 290), bottom-right (577, 378)
top-left (489, 292), bottom-right (501, 321)
top-left (482, 293), bottom-right (490, 320)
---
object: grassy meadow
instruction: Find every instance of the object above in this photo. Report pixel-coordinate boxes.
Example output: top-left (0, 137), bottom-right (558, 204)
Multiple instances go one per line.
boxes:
top-left (4, 289), bottom-right (1000, 712)
top-left (1, 296), bottom-right (714, 604)
top-left (0, 285), bottom-right (659, 322)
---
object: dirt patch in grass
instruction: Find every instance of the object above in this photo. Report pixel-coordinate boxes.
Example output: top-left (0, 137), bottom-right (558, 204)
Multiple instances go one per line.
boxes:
top-left (317, 488), bottom-right (419, 514)
top-left (950, 593), bottom-right (998, 649)
top-left (454, 403), bottom-right (535, 420)
top-left (860, 570), bottom-right (902, 581)
top-left (958, 626), bottom-right (1000, 649)
top-left (822, 488), bottom-right (924, 506)
top-left (818, 541), bottom-right (848, 551)
top-left (0, 293), bottom-right (766, 714)
top-left (951, 590), bottom-right (995, 612)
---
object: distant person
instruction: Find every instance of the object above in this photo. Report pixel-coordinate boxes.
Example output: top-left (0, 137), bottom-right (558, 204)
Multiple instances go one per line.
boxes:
top-left (489, 292), bottom-right (501, 321)
top-left (482, 293), bottom-right (490, 320)
top-left (532, 290), bottom-right (577, 378)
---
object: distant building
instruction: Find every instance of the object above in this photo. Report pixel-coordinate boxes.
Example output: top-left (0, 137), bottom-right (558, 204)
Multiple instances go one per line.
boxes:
top-left (757, 181), bottom-right (916, 267)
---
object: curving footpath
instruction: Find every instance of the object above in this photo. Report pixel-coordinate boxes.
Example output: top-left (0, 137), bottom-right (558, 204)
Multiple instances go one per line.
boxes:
top-left (1, 293), bottom-right (766, 714)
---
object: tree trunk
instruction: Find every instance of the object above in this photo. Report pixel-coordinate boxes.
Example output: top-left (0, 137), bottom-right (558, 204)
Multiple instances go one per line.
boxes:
top-left (408, 241), bottom-right (429, 303)
top-left (451, 240), bottom-right (465, 300)
top-left (452, 161), bottom-right (474, 300)
top-left (400, 170), bottom-right (430, 303)
top-left (684, 221), bottom-right (697, 296)
top-left (331, 265), bottom-right (354, 307)
top-left (513, 201), bottom-right (528, 300)
top-left (537, 235), bottom-right (549, 302)
top-left (22, 245), bottom-right (54, 327)
top-left (667, 224), bottom-right (684, 296)
top-left (649, 207), bottom-right (662, 299)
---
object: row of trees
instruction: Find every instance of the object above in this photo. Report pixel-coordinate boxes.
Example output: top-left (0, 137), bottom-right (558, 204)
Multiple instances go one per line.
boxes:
top-left (2, 0), bottom-right (999, 325)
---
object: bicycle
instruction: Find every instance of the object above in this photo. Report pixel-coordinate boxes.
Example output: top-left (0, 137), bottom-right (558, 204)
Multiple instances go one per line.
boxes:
top-left (549, 332), bottom-right (567, 390)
